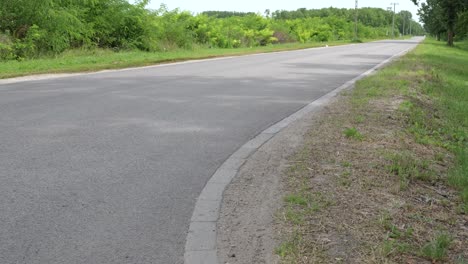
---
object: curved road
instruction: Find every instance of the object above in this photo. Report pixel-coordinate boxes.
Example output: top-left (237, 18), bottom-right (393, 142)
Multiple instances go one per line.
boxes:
top-left (0, 38), bottom-right (421, 264)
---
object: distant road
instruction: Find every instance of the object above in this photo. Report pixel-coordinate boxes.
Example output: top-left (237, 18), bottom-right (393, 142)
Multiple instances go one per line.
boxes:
top-left (0, 38), bottom-right (422, 264)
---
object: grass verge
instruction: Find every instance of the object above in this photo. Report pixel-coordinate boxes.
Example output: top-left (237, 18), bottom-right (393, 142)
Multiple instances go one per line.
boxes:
top-left (276, 38), bottom-right (468, 263)
top-left (0, 41), bottom-right (351, 79)
top-left (0, 37), bottom-right (407, 79)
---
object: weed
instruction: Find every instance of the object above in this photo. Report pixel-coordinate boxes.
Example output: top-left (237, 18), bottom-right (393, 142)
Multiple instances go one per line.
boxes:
top-left (386, 152), bottom-right (435, 190)
top-left (343, 127), bottom-right (364, 141)
top-left (284, 207), bottom-right (304, 225)
top-left (398, 100), bottom-right (413, 112)
top-left (434, 152), bottom-right (445, 162)
top-left (381, 240), bottom-right (412, 256)
top-left (355, 115), bottom-right (366, 123)
top-left (276, 231), bottom-right (303, 259)
top-left (420, 233), bottom-right (452, 261)
top-left (387, 225), bottom-right (414, 239)
top-left (284, 194), bottom-right (308, 207)
top-left (378, 211), bottom-right (393, 230)
top-left (339, 171), bottom-right (352, 187)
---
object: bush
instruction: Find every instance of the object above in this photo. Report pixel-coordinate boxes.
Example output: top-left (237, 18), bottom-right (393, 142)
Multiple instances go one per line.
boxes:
top-left (0, 42), bottom-right (14, 60)
top-left (0, 3), bottom-right (413, 59)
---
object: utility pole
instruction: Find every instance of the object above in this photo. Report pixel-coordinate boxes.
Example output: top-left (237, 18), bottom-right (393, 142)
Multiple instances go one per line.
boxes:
top-left (354, 0), bottom-right (358, 40)
top-left (387, 7), bottom-right (393, 36)
top-left (390, 3), bottom-right (399, 38)
top-left (402, 13), bottom-right (406, 35)
top-left (410, 19), bottom-right (412, 35)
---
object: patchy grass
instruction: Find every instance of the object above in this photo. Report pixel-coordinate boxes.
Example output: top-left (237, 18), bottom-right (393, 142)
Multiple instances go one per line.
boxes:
top-left (276, 231), bottom-right (304, 260)
top-left (276, 38), bottom-right (468, 263)
top-left (421, 233), bottom-right (452, 261)
top-left (405, 39), bottom-right (468, 212)
top-left (0, 41), bottom-right (353, 79)
top-left (343, 127), bottom-right (364, 141)
top-left (448, 149), bottom-right (468, 213)
top-left (386, 152), bottom-right (436, 190)
top-left (280, 174), bottom-right (328, 226)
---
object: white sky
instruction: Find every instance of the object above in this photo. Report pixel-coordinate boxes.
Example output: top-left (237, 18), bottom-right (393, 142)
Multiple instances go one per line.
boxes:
top-left (144, 0), bottom-right (422, 20)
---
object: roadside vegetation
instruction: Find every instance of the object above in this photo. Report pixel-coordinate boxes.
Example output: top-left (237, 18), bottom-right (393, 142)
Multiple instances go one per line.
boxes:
top-left (412, 0), bottom-right (468, 46)
top-left (0, 1), bottom-right (424, 78)
top-left (0, 41), bottom-right (356, 79)
top-left (276, 38), bottom-right (468, 263)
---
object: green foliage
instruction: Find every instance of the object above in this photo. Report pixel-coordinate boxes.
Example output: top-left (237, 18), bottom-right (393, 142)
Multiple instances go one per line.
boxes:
top-left (273, 7), bottom-right (425, 37)
top-left (201, 11), bottom-right (256, 18)
top-left (0, 41), bottom-right (351, 79)
top-left (414, 0), bottom-right (468, 45)
top-left (0, 2), bottom-right (421, 60)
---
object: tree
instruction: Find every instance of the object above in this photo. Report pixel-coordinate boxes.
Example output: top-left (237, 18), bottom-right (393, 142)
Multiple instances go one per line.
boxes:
top-left (412, 0), bottom-right (467, 45)
top-left (398, 11), bottom-right (412, 35)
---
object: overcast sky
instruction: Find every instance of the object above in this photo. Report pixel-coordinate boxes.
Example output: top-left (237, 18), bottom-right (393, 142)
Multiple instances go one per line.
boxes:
top-left (144, 0), bottom-right (422, 20)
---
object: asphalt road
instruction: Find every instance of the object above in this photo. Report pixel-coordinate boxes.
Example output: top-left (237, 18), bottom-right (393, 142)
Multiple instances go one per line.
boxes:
top-left (0, 38), bottom-right (422, 264)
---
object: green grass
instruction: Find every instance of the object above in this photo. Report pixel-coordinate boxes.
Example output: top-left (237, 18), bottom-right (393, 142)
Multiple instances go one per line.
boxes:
top-left (276, 231), bottom-right (303, 259)
top-left (377, 211), bottom-right (416, 257)
top-left (410, 39), bottom-right (468, 212)
top-left (354, 115), bottom-right (366, 123)
top-left (386, 152), bottom-right (435, 190)
top-left (284, 194), bottom-right (308, 207)
top-left (0, 36), bottom-right (411, 79)
top-left (283, 191), bottom-right (332, 224)
top-left (381, 240), bottom-right (412, 256)
top-left (343, 127), bottom-right (364, 141)
top-left (339, 170), bottom-right (352, 187)
top-left (353, 38), bottom-right (468, 211)
top-left (0, 41), bottom-right (353, 79)
top-left (448, 149), bottom-right (468, 212)
top-left (421, 233), bottom-right (452, 261)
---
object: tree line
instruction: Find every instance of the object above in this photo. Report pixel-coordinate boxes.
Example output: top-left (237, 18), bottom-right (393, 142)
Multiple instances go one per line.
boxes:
top-left (0, 0), bottom-right (424, 60)
top-left (412, 0), bottom-right (468, 45)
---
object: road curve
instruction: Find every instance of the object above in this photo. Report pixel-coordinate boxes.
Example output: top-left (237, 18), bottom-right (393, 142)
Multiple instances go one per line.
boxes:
top-left (0, 38), bottom-right (422, 264)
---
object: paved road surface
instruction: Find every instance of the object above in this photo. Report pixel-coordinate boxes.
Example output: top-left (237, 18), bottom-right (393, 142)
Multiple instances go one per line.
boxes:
top-left (0, 38), bottom-right (421, 264)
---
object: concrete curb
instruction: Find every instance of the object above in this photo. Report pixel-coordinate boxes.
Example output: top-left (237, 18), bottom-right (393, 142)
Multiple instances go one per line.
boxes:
top-left (184, 41), bottom-right (421, 264)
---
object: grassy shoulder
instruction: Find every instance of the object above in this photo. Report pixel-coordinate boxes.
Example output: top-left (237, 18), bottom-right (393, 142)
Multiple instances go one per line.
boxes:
top-left (0, 41), bottom-right (346, 79)
top-left (0, 37), bottom-right (400, 80)
top-left (276, 38), bottom-right (468, 263)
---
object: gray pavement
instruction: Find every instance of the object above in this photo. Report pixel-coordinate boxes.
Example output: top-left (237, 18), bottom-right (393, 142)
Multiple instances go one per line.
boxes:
top-left (0, 38), bottom-right (422, 264)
